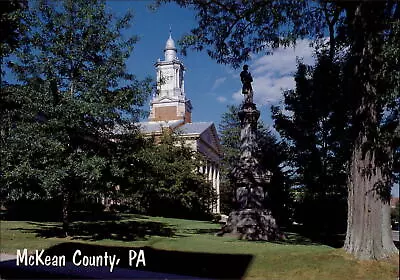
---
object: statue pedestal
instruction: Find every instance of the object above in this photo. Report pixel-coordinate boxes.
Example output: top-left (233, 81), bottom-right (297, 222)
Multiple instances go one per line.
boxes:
top-left (221, 209), bottom-right (281, 241)
top-left (218, 100), bottom-right (282, 241)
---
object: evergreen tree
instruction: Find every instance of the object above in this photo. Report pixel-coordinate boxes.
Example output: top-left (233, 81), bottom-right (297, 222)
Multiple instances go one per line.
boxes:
top-left (1, 0), bottom-right (151, 235)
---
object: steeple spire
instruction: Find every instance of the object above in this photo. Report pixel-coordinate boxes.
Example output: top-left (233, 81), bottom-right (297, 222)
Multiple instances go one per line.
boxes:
top-left (164, 29), bottom-right (177, 61)
top-left (150, 29), bottom-right (192, 124)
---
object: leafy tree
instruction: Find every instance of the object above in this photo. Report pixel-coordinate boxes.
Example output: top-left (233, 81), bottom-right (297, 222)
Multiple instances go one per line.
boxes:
top-left (257, 125), bottom-right (293, 227)
top-left (272, 55), bottom-right (351, 233)
top-left (218, 105), bottom-right (241, 213)
top-left (218, 105), bottom-right (292, 226)
top-left (154, 0), bottom-right (340, 67)
top-left (157, 0), bottom-right (399, 259)
top-left (125, 131), bottom-right (216, 219)
top-left (219, 105), bottom-right (241, 172)
top-left (0, 0), bottom-right (28, 58)
top-left (1, 0), bottom-right (151, 235)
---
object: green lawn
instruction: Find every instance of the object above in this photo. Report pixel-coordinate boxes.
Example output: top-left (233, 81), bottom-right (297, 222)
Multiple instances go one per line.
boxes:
top-left (1, 214), bottom-right (398, 279)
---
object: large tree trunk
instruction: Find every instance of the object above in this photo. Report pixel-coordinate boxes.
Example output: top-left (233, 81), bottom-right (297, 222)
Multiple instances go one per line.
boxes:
top-left (343, 2), bottom-right (399, 260)
top-left (344, 134), bottom-right (398, 259)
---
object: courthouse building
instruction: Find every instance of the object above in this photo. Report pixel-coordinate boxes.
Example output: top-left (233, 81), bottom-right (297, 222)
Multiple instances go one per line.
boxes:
top-left (139, 33), bottom-right (222, 213)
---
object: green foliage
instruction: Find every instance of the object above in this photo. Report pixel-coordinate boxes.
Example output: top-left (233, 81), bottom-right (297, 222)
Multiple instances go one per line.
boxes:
top-left (122, 131), bottom-right (216, 219)
top-left (218, 105), bottom-right (240, 214)
top-left (272, 55), bottom-right (351, 232)
top-left (0, 0), bottom-right (28, 58)
top-left (256, 126), bottom-right (294, 226)
top-left (1, 0), bottom-right (151, 226)
top-left (219, 105), bottom-right (241, 167)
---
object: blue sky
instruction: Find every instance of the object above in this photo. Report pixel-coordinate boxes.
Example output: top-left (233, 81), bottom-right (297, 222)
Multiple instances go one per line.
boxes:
top-left (106, 1), bottom-right (316, 128)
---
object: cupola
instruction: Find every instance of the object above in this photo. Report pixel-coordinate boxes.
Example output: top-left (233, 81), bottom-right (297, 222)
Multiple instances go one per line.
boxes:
top-left (164, 33), bottom-right (177, 61)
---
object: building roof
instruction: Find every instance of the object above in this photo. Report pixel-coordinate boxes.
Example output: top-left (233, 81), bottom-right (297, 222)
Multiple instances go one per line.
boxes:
top-left (139, 120), bottom-right (184, 134)
top-left (139, 121), bottom-right (214, 136)
top-left (176, 122), bottom-right (213, 135)
top-left (138, 120), bottom-right (222, 159)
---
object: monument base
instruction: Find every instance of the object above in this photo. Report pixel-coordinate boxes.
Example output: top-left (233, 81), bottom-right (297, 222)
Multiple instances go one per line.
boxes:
top-left (218, 209), bottom-right (283, 241)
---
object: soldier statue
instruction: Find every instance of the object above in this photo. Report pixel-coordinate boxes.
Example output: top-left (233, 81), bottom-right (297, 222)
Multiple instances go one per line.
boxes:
top-left (240, 64), bottom-right (253, 103)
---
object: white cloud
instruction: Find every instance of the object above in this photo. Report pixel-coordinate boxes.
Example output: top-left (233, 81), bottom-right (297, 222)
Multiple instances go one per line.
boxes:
top-left (232, 89), bottom-right (242, 103)
top-left (231, 39), bottom-right (316, 106)
top-left (252, 39), bottom-right (315, 76)
top-left (253, 75), bottom-right (294, 105)
top-left (211, 77), bottom-right (227, 91)
top-left (217, 96), bottom-right (227, 103)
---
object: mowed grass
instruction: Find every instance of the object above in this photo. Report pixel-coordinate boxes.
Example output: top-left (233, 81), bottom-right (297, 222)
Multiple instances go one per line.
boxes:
top-left (1, 214), bottom-right (398, 280)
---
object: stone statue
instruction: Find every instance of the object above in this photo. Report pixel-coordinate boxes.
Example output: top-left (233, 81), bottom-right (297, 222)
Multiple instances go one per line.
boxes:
top-left (216, 64), bottom-right (282, 241)
top-left (240, 65), bottom-right (253, 103)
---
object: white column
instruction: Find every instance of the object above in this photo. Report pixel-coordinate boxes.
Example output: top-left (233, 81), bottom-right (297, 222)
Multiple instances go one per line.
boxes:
top-left (182, 72), bottom-right (185, 94)
top-left (212, 163), bottom-right (216, 189)
top-left (210, 163), bottom-right (215, 213)
top-left (216, 165), bottom-right (220, 213)
top-left (176, 68), bottom-right (179, 88)
top-left (207, 162), bottom-right (212, 212)
top-left (208, 162), bottom-right (212, 181)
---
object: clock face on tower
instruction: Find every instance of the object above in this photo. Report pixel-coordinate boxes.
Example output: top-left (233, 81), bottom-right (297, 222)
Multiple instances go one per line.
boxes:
top-left (156, 62), bottom-right (184, 99)
top-left (162, 69), bottom-right (173, 81)
top-left (157, 67), bottom-right (175, 98)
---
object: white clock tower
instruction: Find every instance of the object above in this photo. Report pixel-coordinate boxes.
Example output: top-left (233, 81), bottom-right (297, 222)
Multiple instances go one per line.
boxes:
top-left (139, 32), bottom-right (222, 214)
top-left (149, 33), bottom-right (192, 123)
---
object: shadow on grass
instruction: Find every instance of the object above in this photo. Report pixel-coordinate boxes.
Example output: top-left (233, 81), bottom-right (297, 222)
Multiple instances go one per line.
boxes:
top-left (273, 225), bottom-right (345, 248)
top-left (119, 213), bottom-right (150, 220)
top-left (273, 231), bottom-right (345, 248)
top-left (15, 219), bottom-right (175, 241)
top-left (272, 232), bottom-right (321, 246)
top-left (180, 228), bottom-right (221, 235)
top-left (2, 199), bottom-right (133, 223)
top-left (1, 242), bottom-right (253, 279)
top-left (3, 207), bottom-right (119, 223)
top-left (58, 242), bottom-right (252, 278)
top-left (300, 232), bottom-right (345, 248)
